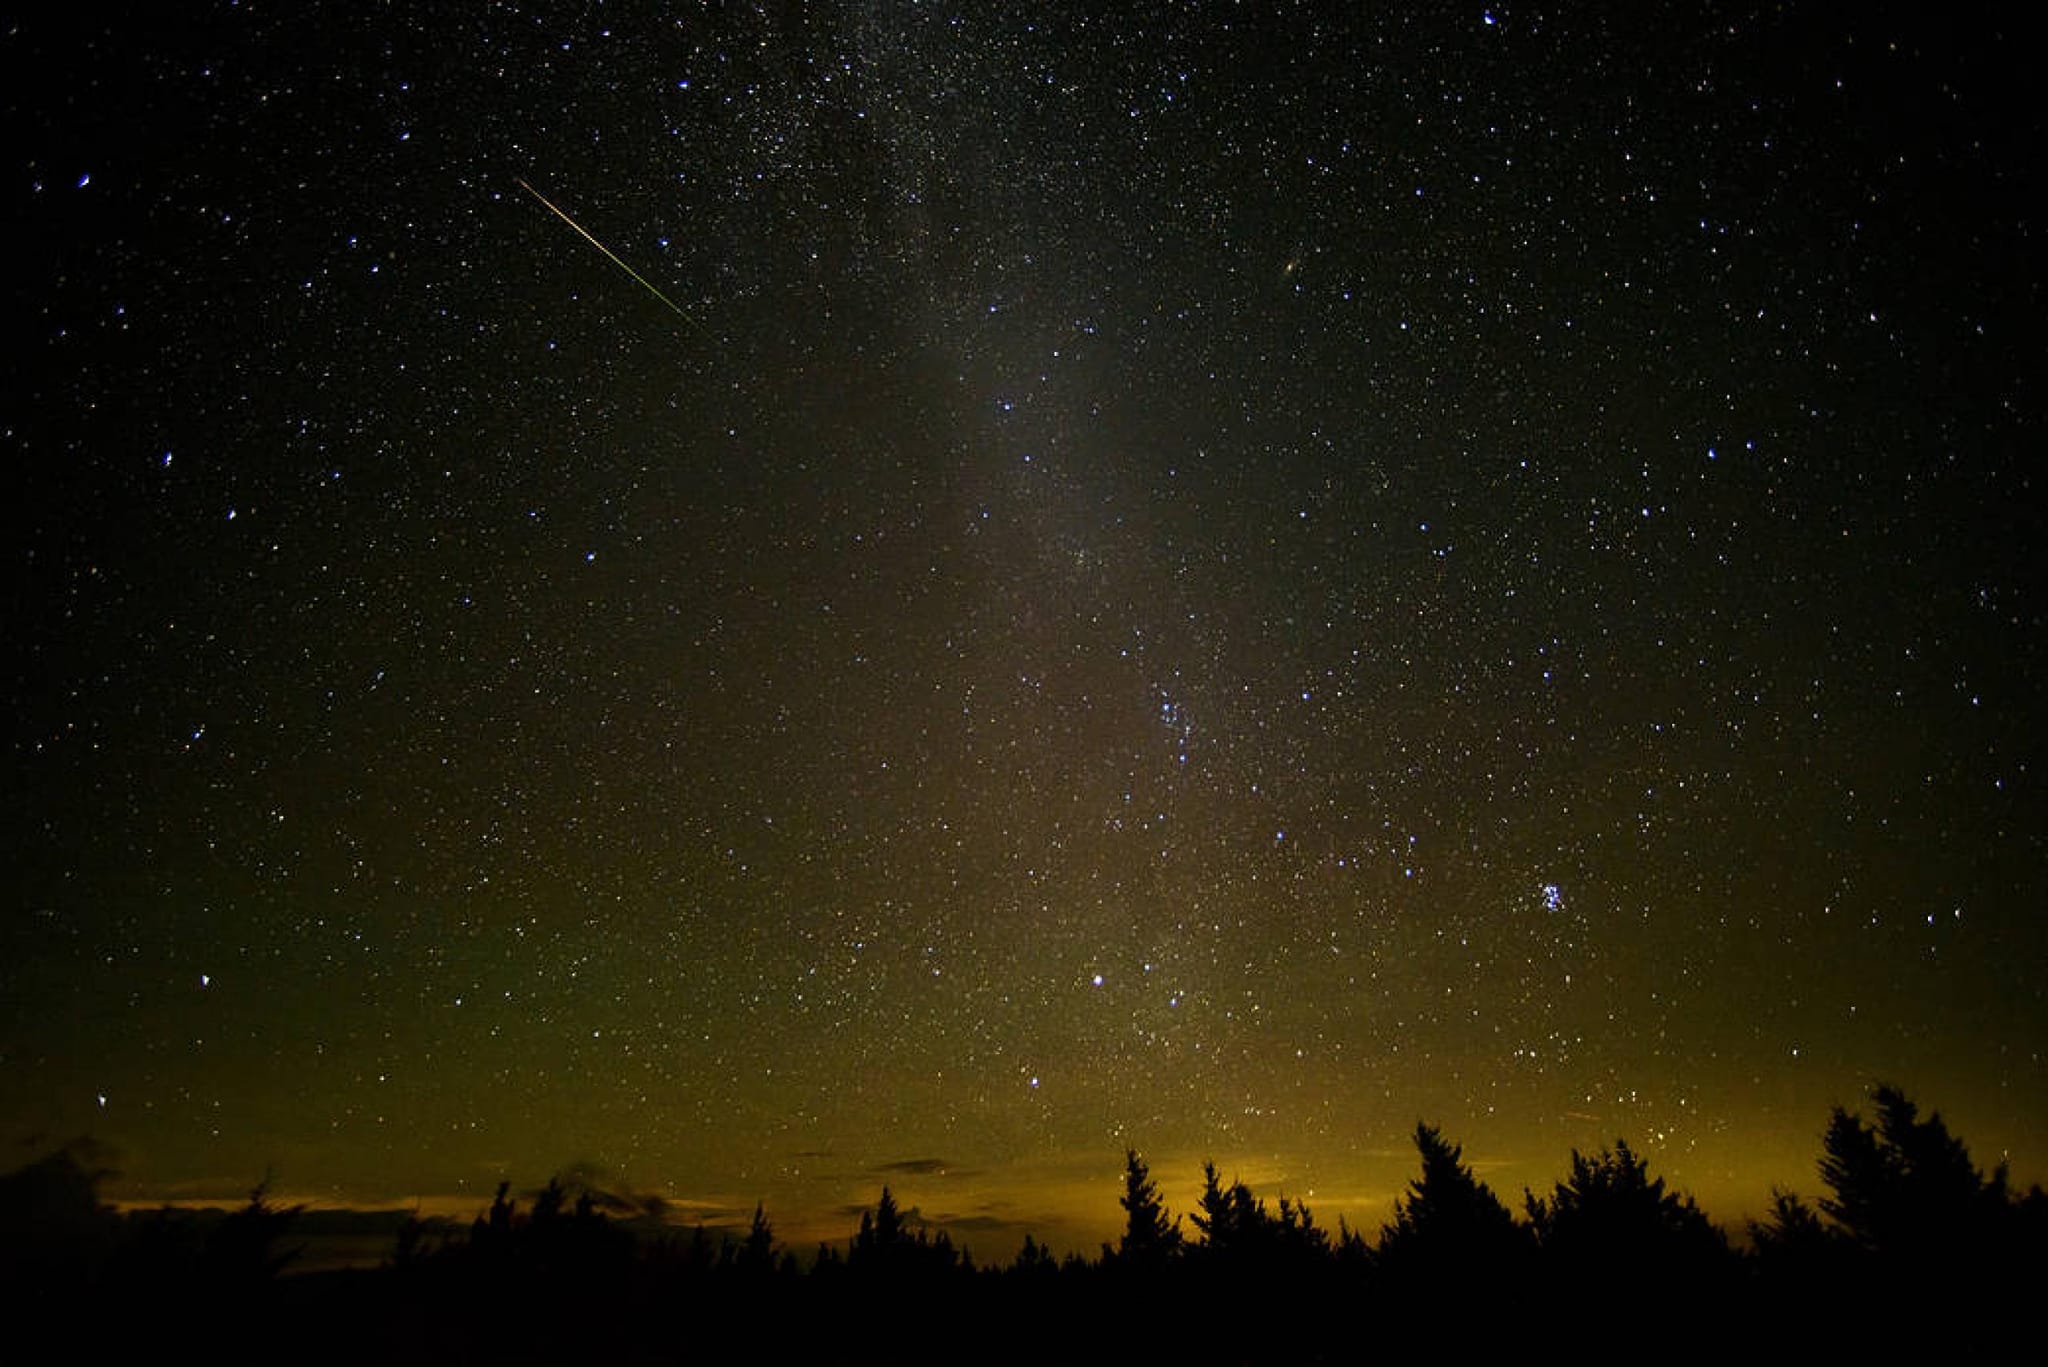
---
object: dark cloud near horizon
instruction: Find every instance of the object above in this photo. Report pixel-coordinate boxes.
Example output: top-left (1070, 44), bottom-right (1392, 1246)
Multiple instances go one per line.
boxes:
top-left (870, 1157), bottom-right (975, 1178)
top-left (926, 1212), bottom-right (1021, 1235)
top-left (543, 1160), bottom-right (684, 1222)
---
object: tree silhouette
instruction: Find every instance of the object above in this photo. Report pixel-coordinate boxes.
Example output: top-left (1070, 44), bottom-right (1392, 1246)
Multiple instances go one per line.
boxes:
top-left (530, 1175), bottom-right (568, 1226)
top-left (1746, 1185), bottom-right (1850, 1296)
top-left (472, 1179), bottom-right (516, 1249)
top-left (849, 1185), bottom-right (964, 1278)
top-left (1274, 1195), bottom-right (1330, 1263)
top-left (1525, 1139), bottom-right (1725, 1278)
top-left (738, 1201), bottom-right (776, 1274)
top-left (872, 1185), bottom-right (904, 1246)
top-left (0, 1144), bottom-right (120, 1291)
top-left (198, 1181), bottom-right (305, 1289)
top-left (1818, 1083), bottom-right (2005, 1259)
top-left (1186, 1162), bottom-right (1328, 1274)
top-left (1108, 1149), bottom-right (1181, 1270)
top-left (852, 1184), bottom-right (906, 1267)
top-left (1334, 1217), bottom-right (1372, 1270)
top-left (1748, 1188), bottom-right (1832, 1257)
top-left (7, 1092), bottom-right (2041, 1357)
top-left (1378, 1122), bottom-right (1526, 1280)
top-left (1012, 1232), bottom-right (1059, 1279)
top-left (1190, 1161), bottom-right (1262, 1261)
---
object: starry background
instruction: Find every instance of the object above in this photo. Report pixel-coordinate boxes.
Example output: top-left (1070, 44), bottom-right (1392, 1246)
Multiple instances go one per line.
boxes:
top-left (4, 3), bottom-right (2042, 1252)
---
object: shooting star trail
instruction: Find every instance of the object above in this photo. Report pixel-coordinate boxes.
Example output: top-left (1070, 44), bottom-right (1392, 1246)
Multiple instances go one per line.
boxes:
top-left (517, 177), bottom-right (699, 327)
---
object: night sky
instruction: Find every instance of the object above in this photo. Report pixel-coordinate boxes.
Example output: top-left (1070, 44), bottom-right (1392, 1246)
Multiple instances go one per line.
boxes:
top-left (5, 3), bottom-right (2043, 1254)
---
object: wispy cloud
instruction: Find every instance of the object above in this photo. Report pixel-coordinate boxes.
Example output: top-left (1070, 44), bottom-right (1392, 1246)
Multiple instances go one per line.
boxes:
top-left (870, 1156), bottom-right (977, 1178)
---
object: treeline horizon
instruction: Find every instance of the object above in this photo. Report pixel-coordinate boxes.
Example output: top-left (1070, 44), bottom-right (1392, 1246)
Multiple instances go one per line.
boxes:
top-left (4, 1083), bottom-right (2044, 1361)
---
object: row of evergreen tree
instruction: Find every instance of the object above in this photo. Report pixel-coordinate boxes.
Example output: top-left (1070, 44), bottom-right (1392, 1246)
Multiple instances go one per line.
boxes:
top-left (4, 1085), bottom-right (2042, 1359)
top-left (1047, 1084), bottom-right (2039, 1290)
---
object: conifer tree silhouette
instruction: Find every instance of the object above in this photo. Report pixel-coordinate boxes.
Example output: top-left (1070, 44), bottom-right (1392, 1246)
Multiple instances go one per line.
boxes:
top-left (1378, 1122), bottom-right (1524, 1277)
top-left (1187, 1161), bottom-right (1318, 1271)
top-left (852, 1186), bottom-right (911, 1273)
top-left (739, 1202), bottom-right (776, 1273)
top-left (1818, 1083), bottom-right (2003, 1257)
top-left (873, 1185), bottom-right (904, 1246)
top-left (1110, 1149), bottom-right (1182, 1269)
top-left (199, 1180), bottom-right (305, 1288)
top-left (1274, 1195), bottom-right (1330, 1264)
top-left (1013, 1232), bottom-right (1059, 1278)
top-left (1190, 1161), bottom-right (1254, 1258)
top-left (531, 1176), bottom-right (568, 1226)
top-left (1749, 1188), bottom-right (1832, 1256)
top-left (1525, 1139), bottom-right (1725, 1276)
top-left (1806, 1080), bottom-right (2048, 1304)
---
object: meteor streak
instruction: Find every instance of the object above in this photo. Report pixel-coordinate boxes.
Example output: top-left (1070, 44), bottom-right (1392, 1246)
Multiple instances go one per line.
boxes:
top-left (517, 177), bottom-right (697, 326)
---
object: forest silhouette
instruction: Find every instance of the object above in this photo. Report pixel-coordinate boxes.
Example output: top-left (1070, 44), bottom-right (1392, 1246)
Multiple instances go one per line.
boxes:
top-left (3, 1085), bottom-right (2041, 1362)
